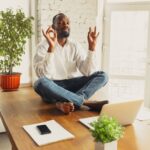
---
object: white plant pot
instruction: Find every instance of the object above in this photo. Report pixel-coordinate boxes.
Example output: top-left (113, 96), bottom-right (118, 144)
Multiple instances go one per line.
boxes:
top-left (95, 140), bottom-right (117, 150)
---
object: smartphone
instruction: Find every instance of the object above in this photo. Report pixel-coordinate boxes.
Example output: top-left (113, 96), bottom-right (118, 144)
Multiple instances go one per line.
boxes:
top-left (36, 125), bottom-right (51, 135)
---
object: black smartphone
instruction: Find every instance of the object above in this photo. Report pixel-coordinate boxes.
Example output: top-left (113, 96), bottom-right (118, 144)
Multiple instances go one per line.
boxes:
top-left (36, 125), bottom-right (51, 135)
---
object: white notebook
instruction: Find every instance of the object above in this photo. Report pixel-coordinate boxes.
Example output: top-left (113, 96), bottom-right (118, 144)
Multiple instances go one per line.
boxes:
top-left (23, 120), bottom-right (75, 146)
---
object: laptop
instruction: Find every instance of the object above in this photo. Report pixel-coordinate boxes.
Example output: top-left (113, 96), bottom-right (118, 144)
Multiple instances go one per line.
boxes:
top-left (79, 99), bottom-right (143, 129)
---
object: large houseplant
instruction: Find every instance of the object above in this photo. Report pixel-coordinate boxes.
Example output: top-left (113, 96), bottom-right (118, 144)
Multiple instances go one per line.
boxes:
top-left (0, 9), bottom-right (33, 91)
top-left (91, 115), bottom-right (124, 150)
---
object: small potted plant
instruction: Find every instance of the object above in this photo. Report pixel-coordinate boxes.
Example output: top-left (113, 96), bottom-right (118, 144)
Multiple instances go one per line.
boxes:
top-left (0, 9), bottom-right (33, 91)
top-left (90, 115), bottom-right (124, 150)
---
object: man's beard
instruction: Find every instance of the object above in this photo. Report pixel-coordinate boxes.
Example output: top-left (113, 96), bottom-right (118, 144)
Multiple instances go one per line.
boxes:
top-left (59, 31), bottom-right (70, 38)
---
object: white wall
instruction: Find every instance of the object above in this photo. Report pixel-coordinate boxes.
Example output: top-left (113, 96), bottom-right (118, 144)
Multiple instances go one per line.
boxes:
top-left (33, 0), bottom-right (106, 99)
top-left (0, 0), bottom-right (32, 84)
top-left (30, 0), bottom-right (104, 84)
top-left (0, 0), bottom-right (105, 91)
top-left (37, 0), bottom-right (98, 49)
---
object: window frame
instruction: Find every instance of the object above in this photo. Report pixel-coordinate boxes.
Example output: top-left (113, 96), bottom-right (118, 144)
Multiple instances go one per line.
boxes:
top-left (102, 2), bottom-right (150, 105)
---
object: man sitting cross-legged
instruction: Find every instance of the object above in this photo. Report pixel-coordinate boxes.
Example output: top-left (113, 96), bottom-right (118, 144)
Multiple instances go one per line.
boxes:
top-left (33, 13), bottom-right (109, 114)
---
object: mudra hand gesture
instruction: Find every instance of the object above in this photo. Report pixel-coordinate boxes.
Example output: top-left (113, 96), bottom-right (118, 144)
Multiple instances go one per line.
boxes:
top-left (42, 26), bottom-right (57, 52)
top-left (87, 26), bottom-right (99, 51)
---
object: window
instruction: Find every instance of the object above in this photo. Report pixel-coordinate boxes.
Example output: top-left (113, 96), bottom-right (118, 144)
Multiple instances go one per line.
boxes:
top-left (103, 2), bottom-right (150, 105)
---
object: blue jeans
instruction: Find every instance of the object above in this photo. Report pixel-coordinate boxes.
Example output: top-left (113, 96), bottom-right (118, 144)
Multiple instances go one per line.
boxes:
top-left (33, 71), bottom-right (108, 106)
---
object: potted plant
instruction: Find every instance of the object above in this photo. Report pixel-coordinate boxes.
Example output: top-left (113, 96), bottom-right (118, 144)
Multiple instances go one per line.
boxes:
top-left (90, 115), bottom-right (124, 150)
top-left (0, 9), bottom-right (33, 91)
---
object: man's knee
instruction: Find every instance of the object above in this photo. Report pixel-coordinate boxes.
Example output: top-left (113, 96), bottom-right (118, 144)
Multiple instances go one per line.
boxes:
top-left (34, 77), bottom-right (53, 88)
top-left (93, 71), bottom-right (109, 85)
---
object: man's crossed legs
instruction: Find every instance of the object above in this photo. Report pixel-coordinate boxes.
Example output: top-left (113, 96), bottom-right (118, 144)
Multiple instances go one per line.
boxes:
top-left (34, 71), bottom-right (108, 114)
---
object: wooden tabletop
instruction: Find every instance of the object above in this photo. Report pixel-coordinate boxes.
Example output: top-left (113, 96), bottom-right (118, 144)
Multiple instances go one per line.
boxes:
top-left (0, 87), bottom-right (150, 150)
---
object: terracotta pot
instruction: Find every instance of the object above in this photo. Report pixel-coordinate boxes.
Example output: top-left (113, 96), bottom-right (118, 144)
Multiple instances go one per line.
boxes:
top-left (95, 140), bottom-right (117, 150)
top-left (0, 73), bottom-right (21, 91)
top-left (0, 74), bottom-right (1, 90)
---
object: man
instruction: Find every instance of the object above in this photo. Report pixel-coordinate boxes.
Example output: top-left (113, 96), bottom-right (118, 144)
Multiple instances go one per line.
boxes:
top-left (33, 13), bottom-right (108, 114)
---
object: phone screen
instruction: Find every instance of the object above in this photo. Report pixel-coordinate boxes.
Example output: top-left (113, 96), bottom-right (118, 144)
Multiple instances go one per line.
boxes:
top-left (36, 125), bottom-right (51, 135)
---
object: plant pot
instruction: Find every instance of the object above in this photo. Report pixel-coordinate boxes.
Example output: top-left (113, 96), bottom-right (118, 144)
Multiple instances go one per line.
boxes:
top-left (0, 74), bottom-right (1, 89)
top-left (0, 73), bottom-right (21, 91)
top-left (95, 140), bottom-right (117, 150)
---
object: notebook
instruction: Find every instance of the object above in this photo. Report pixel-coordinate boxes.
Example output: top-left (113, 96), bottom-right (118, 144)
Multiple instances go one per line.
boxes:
top-left (79, 99), bottom-right (143, 129)
top-left (23, 120), bottom-right (74, 146)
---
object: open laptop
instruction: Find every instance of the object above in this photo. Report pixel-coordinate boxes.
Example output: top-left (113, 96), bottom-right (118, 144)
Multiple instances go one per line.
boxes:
top-left (79, 99), bottom-right (143, 129)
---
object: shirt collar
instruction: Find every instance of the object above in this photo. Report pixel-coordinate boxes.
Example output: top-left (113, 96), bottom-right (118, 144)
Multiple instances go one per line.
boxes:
top-left (56, 38), bottom-right (70, 48)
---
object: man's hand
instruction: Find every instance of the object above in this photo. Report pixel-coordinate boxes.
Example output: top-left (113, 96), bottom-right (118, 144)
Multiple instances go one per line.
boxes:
top-left (87, 26), bottom-right (99, 51)
top-left (42, 26), bottom-right (57, 53)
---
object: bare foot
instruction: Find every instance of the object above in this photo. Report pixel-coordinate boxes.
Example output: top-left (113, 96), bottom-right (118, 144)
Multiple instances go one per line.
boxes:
top-left (56, 102), bottom-right (74, 114)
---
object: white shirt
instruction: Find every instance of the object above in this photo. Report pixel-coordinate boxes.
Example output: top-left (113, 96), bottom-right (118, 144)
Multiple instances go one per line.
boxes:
top-left (34, 38), bottom-right (98, 80)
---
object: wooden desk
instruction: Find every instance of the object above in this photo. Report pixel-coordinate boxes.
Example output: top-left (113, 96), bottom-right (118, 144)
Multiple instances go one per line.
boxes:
top-left (0, 87), bottom-right (150, 150)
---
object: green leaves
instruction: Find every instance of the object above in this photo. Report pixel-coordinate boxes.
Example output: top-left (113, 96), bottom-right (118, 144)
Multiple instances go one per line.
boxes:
top-left (90, 115), bottom-right (124, 143)
top-left (0, 9), bottom-right (34, 74)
